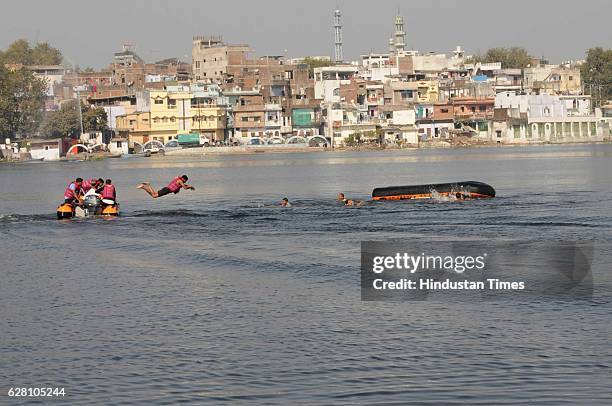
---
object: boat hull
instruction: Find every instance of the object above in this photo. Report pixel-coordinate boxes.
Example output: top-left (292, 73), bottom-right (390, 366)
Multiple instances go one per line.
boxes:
top-left (56, 202), bottom-right (120, 219)
top-left (372, 181), bottom-right (495, 201)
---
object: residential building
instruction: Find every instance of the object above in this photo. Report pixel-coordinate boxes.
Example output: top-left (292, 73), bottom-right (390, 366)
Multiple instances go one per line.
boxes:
top-left (192, 36), bottom-right (250, 82)
top-left (523, 65), bottom-right (581, 95)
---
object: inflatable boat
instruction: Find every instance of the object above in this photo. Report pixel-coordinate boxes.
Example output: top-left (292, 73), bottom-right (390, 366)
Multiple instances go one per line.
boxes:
top-left (372, 181), bottom-right (495, 201)
top-left (57, 190), bottom-right (119, 219)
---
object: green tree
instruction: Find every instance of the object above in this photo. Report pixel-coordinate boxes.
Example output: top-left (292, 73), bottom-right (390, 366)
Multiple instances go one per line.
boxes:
top-left (300, 57), bottom-right (333, 78)
top-left (31, 42), bottom-right (63, 65)
top-left (467, 47), bottom-right (532, 69)
top-left (581, 47), bottom-right (612, 105)
top-left (2, 39), bottom-right (33, 65)
top-left (83, 105), bottom-right (108, 132)
top-left (0, 65), bottom-right (46, 139)
top-left (0, 39), bottom-right (63, 65)
top-left (41, 100), bottom-right (107, 139)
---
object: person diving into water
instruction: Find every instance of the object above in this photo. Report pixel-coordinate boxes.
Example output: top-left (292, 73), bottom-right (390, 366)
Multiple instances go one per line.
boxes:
top-left (137, 175), bottom-right (195, 198)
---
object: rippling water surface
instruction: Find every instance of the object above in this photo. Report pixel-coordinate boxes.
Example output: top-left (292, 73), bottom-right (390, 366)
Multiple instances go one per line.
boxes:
top-left (1, 145), bottom-right (611, 405)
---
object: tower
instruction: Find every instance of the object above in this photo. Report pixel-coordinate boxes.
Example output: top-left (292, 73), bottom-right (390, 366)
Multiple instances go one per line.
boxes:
top-left (393, 14), bottom-right (406, 53)
top-left (334, 9), bottom-right (343, 63)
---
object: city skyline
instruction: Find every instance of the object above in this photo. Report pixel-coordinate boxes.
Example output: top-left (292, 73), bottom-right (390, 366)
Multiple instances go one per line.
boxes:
top-left (1, 0), bottom-right (610, 68)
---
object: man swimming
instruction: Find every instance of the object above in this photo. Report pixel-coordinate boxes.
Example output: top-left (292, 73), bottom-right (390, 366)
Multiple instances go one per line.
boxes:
top-left (337, 192), bottom-right (364, 207)
top-left (280, 197), bottom-right (291, 207)
top-left (137, 175), bottom-right (195, 198)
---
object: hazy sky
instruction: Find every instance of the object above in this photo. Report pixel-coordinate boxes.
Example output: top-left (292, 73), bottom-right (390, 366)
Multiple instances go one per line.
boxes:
top-left (1, 0), bottom-right (610, 68)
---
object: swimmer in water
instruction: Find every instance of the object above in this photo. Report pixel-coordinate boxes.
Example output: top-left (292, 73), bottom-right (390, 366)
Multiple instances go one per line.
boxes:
top-left (280, 197), bottom-right (291, 207)
top-left (337, 192), bottom-right (363, 207)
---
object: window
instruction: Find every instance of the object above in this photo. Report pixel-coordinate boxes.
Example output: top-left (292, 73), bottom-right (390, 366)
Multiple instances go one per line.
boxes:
top-left (479, 105), bottom-right (486, 112)
top-left (168, 99), bottom-right (176, 108)
top-left (241, 117), bottom-right (249, 122)
top-left (44, 145), bottom-right (49, 150)
top-left (116, 141), bottom-right (122, 147)
top-left (590, 122), bottom-right (597, 136)
top-left (441, 108), bottom-right (449, 113)
top-left (154, 98), bottom-right (164, 104)
top-left (513, 125), bottom-right (521, 139)
top-left (569, 76), bottom-right (573, 81)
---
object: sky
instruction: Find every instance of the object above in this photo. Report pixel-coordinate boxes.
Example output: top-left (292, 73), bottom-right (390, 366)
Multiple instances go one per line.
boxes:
top-left (0, 0), bottom-right (610, 68)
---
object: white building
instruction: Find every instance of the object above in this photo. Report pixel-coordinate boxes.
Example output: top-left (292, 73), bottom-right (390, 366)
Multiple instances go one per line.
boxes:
top-left (28, 139), bottom-right (61, 161)
top-left (108, 138), bottom-right (129, 155)
top-left (314, 66), bottom-right (360, 102)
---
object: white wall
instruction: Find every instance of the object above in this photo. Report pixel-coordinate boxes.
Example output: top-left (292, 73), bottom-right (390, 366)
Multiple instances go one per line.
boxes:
top-left (30, 147), bottom-right (60, 161)
top-left (392, 110), bottom-right (416, 125)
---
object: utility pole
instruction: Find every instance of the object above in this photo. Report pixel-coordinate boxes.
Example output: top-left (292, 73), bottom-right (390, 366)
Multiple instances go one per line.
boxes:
top-left (75, 86), bottom-right (85, 138)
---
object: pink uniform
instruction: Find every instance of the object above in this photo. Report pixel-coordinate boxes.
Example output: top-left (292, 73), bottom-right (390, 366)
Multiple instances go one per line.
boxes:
top-left (101, 184), bottom-right (116, 200)
top-left (166, 177), bottom-right (182, 193)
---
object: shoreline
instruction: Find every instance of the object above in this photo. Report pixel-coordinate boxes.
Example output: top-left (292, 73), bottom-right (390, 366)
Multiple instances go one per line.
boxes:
top-left (163, 140), bottom-right (612, 157)
top-left (1, 140), bottom-right (610, 163)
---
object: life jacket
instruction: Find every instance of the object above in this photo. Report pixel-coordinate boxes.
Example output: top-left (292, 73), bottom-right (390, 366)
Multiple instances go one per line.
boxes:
top-left (166, 177), bottom-right (182, 193)
top-left (81, 178), bottom-right (96, 192)
top-left (101, 184), bottom-right (116, 200)
top-left (64, 182), bottom-right (80, 200)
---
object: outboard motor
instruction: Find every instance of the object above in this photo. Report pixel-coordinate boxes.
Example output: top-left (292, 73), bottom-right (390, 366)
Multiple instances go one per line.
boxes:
top-left (82, 194), bottom-right (101, 216)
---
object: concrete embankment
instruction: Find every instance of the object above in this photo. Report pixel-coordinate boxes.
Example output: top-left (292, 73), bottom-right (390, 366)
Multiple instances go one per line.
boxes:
top-left (165, 145), bottom-right (326, 156)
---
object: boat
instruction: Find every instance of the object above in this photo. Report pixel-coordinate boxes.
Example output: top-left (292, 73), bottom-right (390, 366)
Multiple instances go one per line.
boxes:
top-left (56, 189), bottom-right (120, 219)
top-left (372, 181), bottom-right (495, 201)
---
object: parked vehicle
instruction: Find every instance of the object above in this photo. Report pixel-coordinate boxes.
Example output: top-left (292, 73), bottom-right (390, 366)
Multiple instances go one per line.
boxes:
top-left (177, 133), bottom-right (211, 148)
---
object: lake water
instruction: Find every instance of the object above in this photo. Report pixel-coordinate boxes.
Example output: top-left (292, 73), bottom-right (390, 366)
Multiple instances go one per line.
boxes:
top-left (1, 145), bottom-right (611, 405)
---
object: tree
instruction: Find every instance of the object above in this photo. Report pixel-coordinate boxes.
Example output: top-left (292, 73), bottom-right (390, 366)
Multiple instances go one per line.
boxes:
top-left (31, 42), bottom-right (63, 65)
top-left (83, 105), bottom-right (108, 132)
top-left (467, 47), bottom-right (532, 69)
top-left (581, 47), bottom-right (612, 105)
top-left (0, 39), bottom-right (63, 66)
top-left (2, 39), bottom-right (33, 65)
top-left (41, 100), bottom-right (107, 139)
top-left (300, 57), bottom-right (333, 78)
top-left (0, 65), bottom-right (46, 139)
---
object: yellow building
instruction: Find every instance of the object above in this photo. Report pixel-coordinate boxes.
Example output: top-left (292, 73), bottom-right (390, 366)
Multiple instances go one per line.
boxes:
top-left (149, 86), bottom-right (226, 143)
top-left (190, 100), bottom-right (226, 141)
top-left (116, 111), bottom-right (151, 150)
top-left (149, 88), bottom-right (191, 144)
top-left (416, 80), bottom-right (439, 103)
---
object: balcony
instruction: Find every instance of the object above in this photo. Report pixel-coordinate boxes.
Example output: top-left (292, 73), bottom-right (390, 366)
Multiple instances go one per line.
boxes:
top-left (454, 111), bottom-right (493, 121)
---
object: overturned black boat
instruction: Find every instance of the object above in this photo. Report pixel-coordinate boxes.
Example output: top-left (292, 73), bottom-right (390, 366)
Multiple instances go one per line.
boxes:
top-left (372, 181), bottom-right (495, 201)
